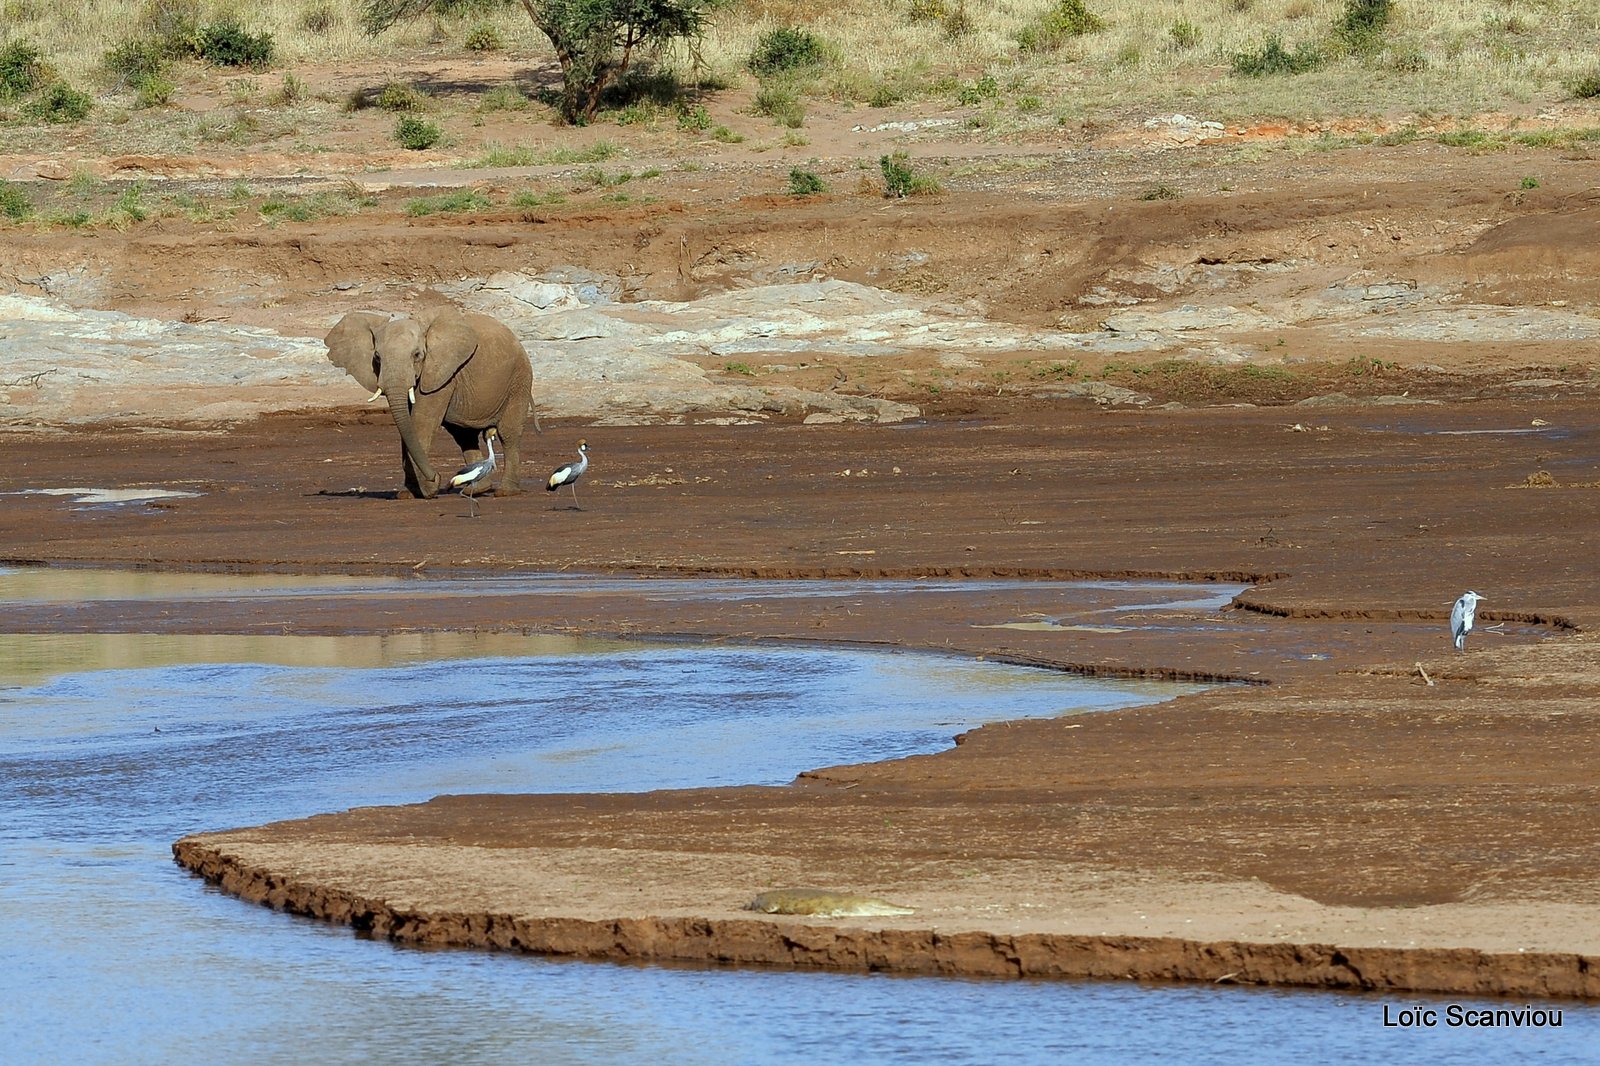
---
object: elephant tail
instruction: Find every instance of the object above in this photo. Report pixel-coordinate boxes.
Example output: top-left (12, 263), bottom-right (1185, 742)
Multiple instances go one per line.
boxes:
top-left (529, 382), bottom-right (543, 434)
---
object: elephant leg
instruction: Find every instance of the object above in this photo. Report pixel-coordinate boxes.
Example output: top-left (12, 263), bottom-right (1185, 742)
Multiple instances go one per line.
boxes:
top-left (494, 424), bottom-right (523, 496)
top-left (445, 424), bottom-right (489, 495)
top-left (401, 395), bottom-right (449, 499)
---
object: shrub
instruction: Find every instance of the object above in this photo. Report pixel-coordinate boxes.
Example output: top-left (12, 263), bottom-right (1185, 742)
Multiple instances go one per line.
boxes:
top-left (908, 0), bottom-right (947, 22)
top-left (1020, 0), bottom-right (1105, 51)
top-left (749, 26), bottom-right (828, 77)
top-left (957, 74), bottom-right (998, 105)
top-left (1571, 68), bottom-right (1600, 100)
top-left (135, 74), bottom-right (176, 108)
top-left (880, 151), bottom-right (940, 197)
top-left (1138, 184), bottom-right (1181, 201)
top-left (377, 81), bottom-right (427, 112)
top-left (787, 168), bottom-right (826, 196)
top-left (196, 18), bottom-right (276, 68)
top-left (676, 103), bottom-right (712, 131)
top-left (395, 115), bottom-right (443, 149)
top-left (1335, 0), bottom-right (1392, 54)
top-left (465, 23), bottom-right (503, 52)
top-left (103, 39), bottom-right (168, 88)
top-left (0, 180), bottom-right (33, 220)
top-left (755, 83), bottom-right (804, 127)
top-left (109, 183), bottom-right (149, 224)
top-left (1168, 20), bottom-right (1201, 49)
top-left (0, 39), bottom-right (46, 100)
top-left (1519, 176), bottom-right (1539, 190)
top-left (270, 72), bottom-right (305, 106)
top-left (23, 83), bottom-right (93, 123)
top-left (1232, 36), bottom-right (1323, 76)
top-left (139, 0), bottom-right (204, 58)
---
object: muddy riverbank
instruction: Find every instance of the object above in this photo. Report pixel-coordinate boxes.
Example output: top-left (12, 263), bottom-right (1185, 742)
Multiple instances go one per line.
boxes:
top-left (3, 403), bottom-right (1598, 995)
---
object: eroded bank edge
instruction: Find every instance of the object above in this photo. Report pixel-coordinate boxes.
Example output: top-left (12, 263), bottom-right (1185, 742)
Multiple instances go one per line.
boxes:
top-left (170, 838), bottom-right (1600, 999)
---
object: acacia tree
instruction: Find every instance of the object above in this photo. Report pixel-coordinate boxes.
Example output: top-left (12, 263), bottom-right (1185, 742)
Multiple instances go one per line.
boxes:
top-left (363, 0), bottom-right (730, 123)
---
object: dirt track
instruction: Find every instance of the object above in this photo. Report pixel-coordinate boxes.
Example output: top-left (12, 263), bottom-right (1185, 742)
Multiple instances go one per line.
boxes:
top-left (5, 110), bottom-right (1600, 995)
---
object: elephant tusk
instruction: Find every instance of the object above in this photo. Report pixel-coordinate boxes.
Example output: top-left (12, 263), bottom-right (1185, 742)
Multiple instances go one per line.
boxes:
top-left (367, 388), bottom-right (384, 402)
top-left (408, 386), bottom-right (416, 405)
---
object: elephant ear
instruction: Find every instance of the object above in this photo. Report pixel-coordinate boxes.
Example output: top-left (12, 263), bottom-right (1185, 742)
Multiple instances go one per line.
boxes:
top-left (324, 311), bottom-right (390, 394)
top-left (419, 310), bottom-right (479, 394)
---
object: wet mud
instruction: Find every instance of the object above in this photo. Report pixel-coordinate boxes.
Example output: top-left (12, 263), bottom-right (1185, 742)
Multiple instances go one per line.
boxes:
top-left (5, 402), bottom-right (1600, 996)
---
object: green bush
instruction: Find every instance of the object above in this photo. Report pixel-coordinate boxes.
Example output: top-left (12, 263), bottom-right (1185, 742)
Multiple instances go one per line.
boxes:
top-left (787, 168), bottom-right (826, 196)
top-left (196, 18), bottom-right (276, 68)
top-left (104, 39), bottom-right (168, 87)
top-left (957, 74), bottom-right (998, 105)
top-left (0, 39), bottom-right (46, 100)
top-left (1232, 36), bottom-right (1323, 76)
top-left (139, 0), bottom-right (204, 58)
top-left (135, 74), bottom-right (176, 108)
top-left (1335, 0), bottom-right (1392, 54)
top-left (1019, 0), bottom-right (1105, 51)
top-left (677, 103), bottom-right (712, 131)
top-left (464, 23), bottom-right (503, 52)
top-left (1571, 68), bottom-right (1600, 100)
top-left (1168, 20), bottom-right (1201, 49)
top-left (395, 116), bottom-right (443, 150)
top-left (1519, 176), bottom-right (1539, 190)
top-left (377, 81), bottom-right (427, 112)
top-left (23, 82), bottom-right (93, 123)
top-left (879, 151), bottom-right (940, 198)
top-left (755, 83), bottom-right (805, 127)
top-left (0, 180), bottom-right (33, 220)
top-left (749, 26), bottom-right (828, 77)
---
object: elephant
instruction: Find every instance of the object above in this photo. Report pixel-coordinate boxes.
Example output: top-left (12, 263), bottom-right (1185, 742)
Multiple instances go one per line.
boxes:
top-left (325, 307), bottom-right (537, 499)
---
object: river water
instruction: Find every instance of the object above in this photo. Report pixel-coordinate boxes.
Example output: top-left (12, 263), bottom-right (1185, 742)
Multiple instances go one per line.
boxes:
top-left (0, 571), bottom-right (1592, 1064)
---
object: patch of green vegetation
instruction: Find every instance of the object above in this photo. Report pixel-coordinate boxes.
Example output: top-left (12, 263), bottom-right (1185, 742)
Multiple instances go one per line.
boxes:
top-left (1572, 68), bottom-right (1600, 100)
top-left (464, 22), bottom-right (503, 52)
top-left (1436, 128), bottom-right (1495, 148)
top-left (957, 74), bottom-right (998, 106)
top-left (510, 188), bottom-right (566, 207)
top-left (880, 151), bottom-right (941, 198)
top-left (748, 26), bottom-right (828, 78)
top-left (22, 82), bottom-right (93, 124)
top-left (754, 82), bottom-right (804, 128)
top-left (0, 180), bottom-right (33, 220)
top-left (787, 168), bottom-right (826, 196)
top-left (196, 18), bottom-right (275, 68)
top-left (103, 39), bottom-right (168, 95)
top-left (1519, 175), bottom-right (1540, 190)
top-left (395, 116), bottom-right (443, 150)
top-left (404, 188), bottom-right (493, 216)
top-left (676, 103), bottom-right (712, 131)
top-left (1343, 355), bottom-right (1394, 377)
top-left (270, 72), bottom-right (305, 106)
top-left (105, 182), bottom-right (149, 227)
top-left (1375, 126), bottom-right (1419, 146)
top-left (1138, 184), bottom-right (1181, 201)
top-left (259, 187), bottom-right (376, 223)
top-left (1232, 36), bottom-right (1323, 77)
top-left (479, 83), bottom-right (530, 112)
top-left (377, 81), bottom-right (428, 112)
top-left (722, 361), bottom-right (755, 375)
top-left (1168, 20), bottom-right (1201, 49)
top-left (0, 38), bottom-right (46, 101)
top-left (1017, 0), bottom-right (1105, 53)
top-left (1335, 0), bottom-right (1392, 55)
top-left (711, 125), bottom-right (744, 143)
top-left (195, 111), bottom-right (264, 145)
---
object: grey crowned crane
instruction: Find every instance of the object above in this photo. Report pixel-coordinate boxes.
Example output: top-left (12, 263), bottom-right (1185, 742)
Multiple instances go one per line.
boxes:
top-left (547, 439), bottom-right (589, 507)
top-left (449, 428), bottom-right (498, 517)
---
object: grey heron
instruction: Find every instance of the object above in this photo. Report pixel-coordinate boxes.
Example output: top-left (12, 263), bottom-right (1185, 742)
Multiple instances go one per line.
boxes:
top-left (547, 439), bottom-right (589, 507)
top-left (449, 428), bottom-right (498, 517)
top-left (1451, 590), bottom-right (1483, 651)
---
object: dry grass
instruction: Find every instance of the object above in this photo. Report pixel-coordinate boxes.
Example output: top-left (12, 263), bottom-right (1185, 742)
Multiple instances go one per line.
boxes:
top-left (2, 0), bottom-right (1598, 128)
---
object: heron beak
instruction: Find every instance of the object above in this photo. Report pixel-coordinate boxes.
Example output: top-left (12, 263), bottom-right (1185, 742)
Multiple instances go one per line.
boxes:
top-left (367, 388), bottom-right (383, 402)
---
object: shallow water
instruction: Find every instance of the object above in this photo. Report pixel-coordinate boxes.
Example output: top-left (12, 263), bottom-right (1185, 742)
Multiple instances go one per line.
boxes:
top-left (1, 574), bottom-right (1593, 1064)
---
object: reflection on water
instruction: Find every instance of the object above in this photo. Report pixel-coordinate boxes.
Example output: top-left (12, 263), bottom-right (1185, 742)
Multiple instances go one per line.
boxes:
top-left (0, 566), bottom-right (403, 603)
top-left (2, 576), bottom-right (1595, 1065)
top-left (0, 632), bottom-right (627, 686)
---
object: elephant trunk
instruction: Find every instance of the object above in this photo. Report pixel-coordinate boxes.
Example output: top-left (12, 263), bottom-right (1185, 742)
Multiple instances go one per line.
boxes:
top-left (386, 381), bottom-right (437, 484)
